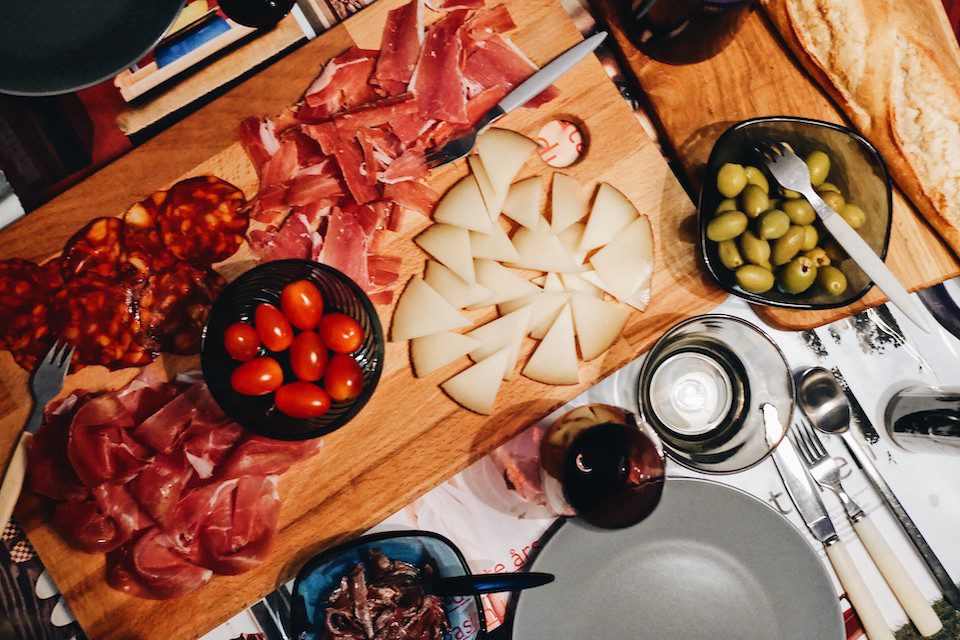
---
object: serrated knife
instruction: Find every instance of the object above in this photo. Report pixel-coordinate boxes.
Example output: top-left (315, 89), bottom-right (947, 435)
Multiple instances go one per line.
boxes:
top-left (764, 404), bottom-right (893, 640)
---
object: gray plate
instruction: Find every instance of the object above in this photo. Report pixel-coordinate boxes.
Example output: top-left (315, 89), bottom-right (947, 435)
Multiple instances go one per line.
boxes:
top-left (512, 478), bottom-right (843, 640)
top-left (0, 0), bottom-right (184, 96)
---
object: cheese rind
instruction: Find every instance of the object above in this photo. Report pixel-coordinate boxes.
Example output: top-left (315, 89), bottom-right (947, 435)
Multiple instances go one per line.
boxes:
top-left (410, 332), bottom-right (481, 377)
top-left (391, 276), bottom-right (472, 341)
top-left (441, 348), bottom-right (511, 415)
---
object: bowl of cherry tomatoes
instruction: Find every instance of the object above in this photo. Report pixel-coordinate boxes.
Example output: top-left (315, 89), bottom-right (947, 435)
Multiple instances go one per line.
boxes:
top-left (201, 259), bottom-right (384, 440)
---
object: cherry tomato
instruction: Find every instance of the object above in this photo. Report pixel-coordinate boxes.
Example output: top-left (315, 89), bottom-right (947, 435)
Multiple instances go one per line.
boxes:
top-left (223, 322), bottom-right (260, 361)
top-left (318, 313), bottom-right (365, 354)
top-left (289, 331), bottom-right (328, 382)
top-left (275, 382), bottom-right (331, 419)
top-left (324, 354), bottom-right (364, 402)
top-left (230, 357), bottom-right (283, 396)
top-left (254, 303), bottom-right (294, 352)
top-left (280, 279), bottom-right (324, 330)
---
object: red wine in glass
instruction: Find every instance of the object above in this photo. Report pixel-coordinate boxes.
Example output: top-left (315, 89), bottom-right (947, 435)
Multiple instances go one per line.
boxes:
top-left (219, 0), bottom-right (296, 28)
top-left (626, 0), bottom-right (754, 64)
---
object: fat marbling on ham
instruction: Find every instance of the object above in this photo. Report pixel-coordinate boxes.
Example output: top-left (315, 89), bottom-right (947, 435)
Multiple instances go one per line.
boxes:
top-left (237, 0), bottom-right (558, 305)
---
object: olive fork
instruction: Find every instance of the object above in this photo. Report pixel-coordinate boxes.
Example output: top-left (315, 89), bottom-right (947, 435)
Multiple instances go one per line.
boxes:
top-left (793, 418), bottom-right (943, 636)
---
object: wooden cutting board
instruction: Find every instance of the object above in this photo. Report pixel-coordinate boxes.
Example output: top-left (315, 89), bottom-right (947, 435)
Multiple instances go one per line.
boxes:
top-left (592, 0), bottom-right (960, 331)
top-left (0, 1), bottom-right (725, 639)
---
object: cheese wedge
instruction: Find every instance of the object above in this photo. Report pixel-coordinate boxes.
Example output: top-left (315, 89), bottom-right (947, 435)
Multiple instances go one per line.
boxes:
top-left (433, 175), bottom-right (493, 233)
top-left (550, 173), bottom-right (588, 233)
top-left (470, 220), bottom-right (520, 262)
top-left (588, 216), bottom-right (654, 310)
top-left (570, 293), bottom-right (630, 361)
top-left (441, 347), bottom-right (511, 415)
top-left (542, 272), bottom-right (564, 292)
top-left (424, 260), bottom-right (492, 309)
top-left (468, 155), bottom-right (507, 219)
top-left (509, 227), bottom-right (581, 273)
top-left (499, 290), bottom-right (570, 339)
top-left (465, 306), bottom-right (532, 380)
top-left (468, 259), bottom-right (540, 309)
top-left (415, 224), bottom-right (476, 282)
top-left (410, 331), bottom-right (481, 377)
top-left (561, 271), bottom-right (603, 298)
top-left (391, 276), bottom-right (472, 341)
top-left (501, 176), bottom-right (543, 229)
top-left (523, 304), bottom-right (579, 385)
top-left (558, 221), bottom-right (587, 265)
top-left (579, 182), bottom-right (639, 253)
top-left (580, 270), bottom-right (651, 312)
top-left (475, 128), bottom-right (536, 197)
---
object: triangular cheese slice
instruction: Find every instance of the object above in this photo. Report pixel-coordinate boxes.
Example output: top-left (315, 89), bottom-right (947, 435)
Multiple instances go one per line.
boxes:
top-left (468, 155), bottom-right (507, 219)
top-left (475, 128), bottom-right (536, 196)
top-left (501, 176), bottom-right (543, 229)
top-left (441, 347), bottom-right (510, 415)
top-left (465, 306), bottom-right (532, 380)
top-left (432, 175), bottom-right (493, 233)
top-left (579, 182), bottom-right (639, 252)
top-left (424, 260), bottom-right (492, 309)
top-left (415, 224), bottom-right (476, 282)
top-left (470, 220), bottom-right (520, 262)
top-left (550, 173), bottom-right (588, 233)
top-left (509, 227), bottom-right (581, 273)
top-left (588, 216), bottom-right (654, 309)
top-left (542, 272), bottom-right (564, 292)
top-left (410, 332), bottom-right (481, 377)
top-left (580, 270), bottom-right (651, 312)
top-left (468, 259), bottom-right (540, 309)
top-left (558, 221), bottom-right (587, 265)
top-left (523, 304), bottom-right (579, 385)
top-left (570, 293), bottom-right (630, 361)
top-left (499, 290), bottom-right (570, 339)
top-left (561, 271), bottom-right (603, 297)
top-left (391, 276), bottom-right (472, 341)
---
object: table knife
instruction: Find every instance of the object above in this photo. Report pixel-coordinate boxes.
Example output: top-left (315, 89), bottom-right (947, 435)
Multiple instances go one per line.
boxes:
top-left (764, 404), bottom-right (893, 640)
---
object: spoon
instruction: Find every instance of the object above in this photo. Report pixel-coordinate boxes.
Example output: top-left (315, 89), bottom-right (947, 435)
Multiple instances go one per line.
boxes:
top-left (427, 572), bottom-right (554, 597)
top-left (798, 366), bottom-right (960, 610)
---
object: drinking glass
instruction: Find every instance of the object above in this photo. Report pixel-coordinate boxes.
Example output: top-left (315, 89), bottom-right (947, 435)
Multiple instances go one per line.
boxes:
top-left (626, 0), bottom-right (755, 64)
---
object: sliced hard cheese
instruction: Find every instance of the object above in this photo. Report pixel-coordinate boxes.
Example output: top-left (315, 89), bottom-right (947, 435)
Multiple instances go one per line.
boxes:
top-left (468, 155), bottom-right (507, 219)
top-left (570, 293), bottom-right (630, 361)
top-left (509, 227), bottom-right (581, 273)
top-left (465, 306), bottom-right (532, 380)
top-left (558, 221), bottom-right (587, 265)
top-left (469, 259), bottom-right (540, 309)
top-left (550, 173), bottom-right (588, 233)
top-left (441, 348), bottom-right (510, 415)
top-left (501, 176), bottom-right (543, 229)
top-left (587, 216), bottom-right (654, 311)
top-left (432, 175), bottom-right (493, 233)
top-left (523, 304), bottom-right (579, 385)
top-left (424, 260), bottom-right (492, 309)
top-left (415, 224), bottom-right (476, 283)
top-left (542, 272), bottom-right (564, 292)
top-left (580, 270), bottom-right (651, 312)
top-left (561, 271), bottom-right (603, 297)
top-left (470, 220), bottom-right (520, 262)
top-left (475, 128), bottom-right (536, 197)
top-left (499, 290), bottom-right (570, 339)
top-left (579, 182), bottom-right (639, 252)
top-left (410, 332), bottom-right (481, 377)
top-left (391, 276), bottom-right (472, 341)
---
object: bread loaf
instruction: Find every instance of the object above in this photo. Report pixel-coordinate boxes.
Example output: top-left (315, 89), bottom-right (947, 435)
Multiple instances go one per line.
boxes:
top-left (762, 0), bottom-right (960, 256)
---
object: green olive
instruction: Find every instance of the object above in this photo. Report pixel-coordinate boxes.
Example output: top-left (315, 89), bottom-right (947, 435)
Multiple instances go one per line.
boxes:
top-left (820, 191), bottom-right (845, 213)
top-left (718, 240), bottom-right (744, 269)
top-left (755, 259), bottom-right (774, 272)
top-left (801, 225), bottom-right (819, 251)
top-left (744, 166), bottom-right (769, 193)
top-left (717, 163), bottom-right (748, 198)
top-left (735, 265), bottom-right (775, 293)
top-left (706, 210), bottom-right (748, 242)
top-left (822, 238), bottom-right (847, 262)
top-left (779, 256), bottom-right (818, 294)
top-left (816, 182), bottom-right (841, 194)
top-left (715, 198), bottom-right (738, 214)
top-left (805, 151), bottom-right (831, 186)
top-left (772, 225), bottom-right (805, 266)
top-left (740, 184), bottom-right (771, 219)
top-left (817, 265), bottom-right (848, 296)
top-left (738, 230), bottom-right (771, 265)
top-left (839, 203), bottom-right (866, 229)
top-left (779, 186), bottom-right (801, 199)
top-left (757, 209), bottom-right (791, 240)
top-left (783, 199), bottom-right (816, 225)
top-left (804, 247), bottom-right (831, 267)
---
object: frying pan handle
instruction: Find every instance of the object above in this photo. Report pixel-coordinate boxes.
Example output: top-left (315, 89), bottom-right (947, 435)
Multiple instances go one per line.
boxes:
top-left (431, 572), bottom-right (554, 597)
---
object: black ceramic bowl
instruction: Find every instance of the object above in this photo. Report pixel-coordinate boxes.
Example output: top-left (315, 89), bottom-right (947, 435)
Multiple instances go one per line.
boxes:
top-left (698, 117), bottom-right (893, 310)
top-left (201, 259), bottom-right (384, 441)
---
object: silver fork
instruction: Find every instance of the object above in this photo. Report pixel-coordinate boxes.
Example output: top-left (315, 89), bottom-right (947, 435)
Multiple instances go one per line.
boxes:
top-left (424, 32), bottom-right (607, 169)
top-left (755, 141), bottom-right (931, 333)
top-left (793, 418), bottom-right (943, 634)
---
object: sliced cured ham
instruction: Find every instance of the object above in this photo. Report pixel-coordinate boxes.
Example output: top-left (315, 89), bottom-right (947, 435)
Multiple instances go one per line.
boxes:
top-left (125, 528), bottom-right (214, 599)
top-left (219, 436), bottom-right (323, 479)
top-left (411, 10), bottom-right (470, 123)
top-left (463, 35), bottom-right (559, 108)
top-left (26, 395), bottom-right (86, 501)
top-left (67, 394), bottom-right (150, 487)
top-left (299, 48), bottom-right (381, 121)
top-left (196, 476), bottom-right (281, 575)
top-left (129, 453), bottom-right (193, 527)
top-left (374, 0), bottom-right (424, 84)
top-left (381, 180), bottom-right (438, 216)
top-left (248, 211), bottom-right (324, 264)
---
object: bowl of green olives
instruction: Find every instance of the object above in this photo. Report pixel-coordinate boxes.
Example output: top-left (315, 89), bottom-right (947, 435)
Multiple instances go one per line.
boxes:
top-left (698, 117), bottom-right (892, 310)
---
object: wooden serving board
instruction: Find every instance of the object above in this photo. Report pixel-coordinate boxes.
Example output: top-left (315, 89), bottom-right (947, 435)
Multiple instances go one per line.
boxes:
top-left (0, 1), bottom-right (725, 639)
top-left (592, 0), bottom-right (960, 331)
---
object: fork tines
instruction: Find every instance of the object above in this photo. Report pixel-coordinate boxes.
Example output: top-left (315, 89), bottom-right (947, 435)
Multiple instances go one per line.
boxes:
top-left (754, 141), bottom-right (791, 163)
top-left (40, 339), bottom-right (75, 373)
top-left (792, 418), bottom-right (830, 464)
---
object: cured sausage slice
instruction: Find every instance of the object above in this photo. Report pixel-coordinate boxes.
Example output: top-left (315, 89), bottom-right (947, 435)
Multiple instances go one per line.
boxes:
top-left (135, 262), bottom-right (226, 355)
top-left (0, 258), bottom-right (47, 353)
top-left (121, 191), bottom-right (178, 278)
top-left (158, 176), bottom-right (247, 265)
top-left (60, 217), bottom-right (124, 280)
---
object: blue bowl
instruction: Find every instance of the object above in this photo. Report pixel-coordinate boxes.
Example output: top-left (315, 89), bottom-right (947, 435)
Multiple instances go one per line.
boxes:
top-left (292, 531), bottom-right (488, 640)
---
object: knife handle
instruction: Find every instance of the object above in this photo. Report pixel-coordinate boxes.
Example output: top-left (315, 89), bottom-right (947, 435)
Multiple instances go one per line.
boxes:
top-left (825, 539), bottom-right (894, 640)
top-left (853, 516), bottom-right (943, 636)
top-left (0, 434), bottom-right (28, 531)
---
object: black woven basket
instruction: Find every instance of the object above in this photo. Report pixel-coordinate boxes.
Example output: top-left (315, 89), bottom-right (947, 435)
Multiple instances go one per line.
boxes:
top-left (201, 259), bottom-right (384, 441)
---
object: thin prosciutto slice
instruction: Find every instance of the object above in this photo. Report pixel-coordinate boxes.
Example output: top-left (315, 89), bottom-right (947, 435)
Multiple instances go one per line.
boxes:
top-left (463, 34), bottom-right (560, 107)
top-left (374, 0), bottom-right (424, 84)
top-left (411, 10), bottom-right (470, 123)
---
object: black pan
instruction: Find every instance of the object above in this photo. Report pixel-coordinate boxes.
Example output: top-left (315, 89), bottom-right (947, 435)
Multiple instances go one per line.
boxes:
top-left (0, 0), bottom-right (185, 96)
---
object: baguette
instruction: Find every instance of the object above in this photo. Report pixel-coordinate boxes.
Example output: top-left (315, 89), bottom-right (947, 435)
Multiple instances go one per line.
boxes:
top-left (761, 0), bottom-right (960, 257)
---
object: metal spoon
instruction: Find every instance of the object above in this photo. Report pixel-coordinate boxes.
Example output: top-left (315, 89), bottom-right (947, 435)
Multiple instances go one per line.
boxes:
top-left (798, 366), bottom-right (960, 609)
